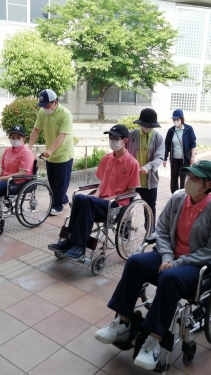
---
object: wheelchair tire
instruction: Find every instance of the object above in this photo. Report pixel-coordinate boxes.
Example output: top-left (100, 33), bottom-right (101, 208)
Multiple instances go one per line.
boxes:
top-left (204, 294), bottom-right (211, 343)
top-left (91, 255), bottom-right (106, 275)
top-left (182, 341), bottom-right (196, 366)
top-left (115, 199), bottom-right (152, 260)
top-left (54, 251), bottom-right (65, 259)
top-left (0, 219), bottom-right (5, 235)
top-left (15, 181), bottom-right (53, 228)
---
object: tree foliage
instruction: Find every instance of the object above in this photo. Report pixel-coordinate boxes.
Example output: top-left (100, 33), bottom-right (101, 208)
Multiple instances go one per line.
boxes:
top-left (202, 65), bottom-right (211, 94)
top-left (37, 0), bottom-right (188, 119)
top-left (0, 30), bottom-right (76, 98)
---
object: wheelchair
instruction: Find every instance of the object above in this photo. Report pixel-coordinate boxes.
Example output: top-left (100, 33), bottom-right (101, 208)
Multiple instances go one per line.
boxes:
top-left (0, 154), bottom-right (53, 235)
top-left (113, 238), bottom-right (211, 374)
top-left (52, 183), bottom-right (153, 275)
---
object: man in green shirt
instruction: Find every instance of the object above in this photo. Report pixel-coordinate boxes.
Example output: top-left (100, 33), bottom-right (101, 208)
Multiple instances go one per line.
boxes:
top-left (29, 89), bottom-right (74, 215)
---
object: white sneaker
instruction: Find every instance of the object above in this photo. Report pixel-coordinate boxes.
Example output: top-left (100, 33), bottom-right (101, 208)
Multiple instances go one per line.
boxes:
top-left (95, 316), bottom-right (131, 344)
top-left (134, 335), bottom-right (161, 370)
top-left (50, 209), bottom-right (63, 216)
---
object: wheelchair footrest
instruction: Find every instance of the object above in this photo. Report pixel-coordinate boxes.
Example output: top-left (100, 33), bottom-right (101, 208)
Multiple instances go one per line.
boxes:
top-left (153, 360), bottom-right (169, 373)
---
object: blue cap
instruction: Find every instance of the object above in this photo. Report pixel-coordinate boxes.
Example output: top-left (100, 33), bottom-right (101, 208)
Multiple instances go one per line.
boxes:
top-left (171, 109), bottom-right (184, 119)
top-left (37, 89), bottom-right (57, 108)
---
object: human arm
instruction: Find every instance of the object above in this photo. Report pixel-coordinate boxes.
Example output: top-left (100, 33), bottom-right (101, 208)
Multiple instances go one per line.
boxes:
top-left (144, 133), bottom-right (165, 172)
top-left (163, 161), bottom-right (167, 168)
top-left (188, 126), bottom-right (196, 165)
top-left (103, 187), bottom-right (135, 201)
top-left (0, 169), bottom-right (30, 181)
top-left (43, 133), bottom-right (67, 158)
top-left (28, 128), bottom-right (40, 150)
top-left (190, 148), bottom-right (196, 165)
top-left (0, 166), bottom-right (3, 177)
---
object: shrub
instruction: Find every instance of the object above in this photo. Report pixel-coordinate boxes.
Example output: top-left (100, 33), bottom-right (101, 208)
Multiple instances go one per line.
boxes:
top-left (1, 97), bottom-right (44, 143)
top-left (117, 114), bottom-right (139, 130)
top-left (73, 136), bottom-right (79, 145)
top-left (73, 147), bottom-right (106, 171)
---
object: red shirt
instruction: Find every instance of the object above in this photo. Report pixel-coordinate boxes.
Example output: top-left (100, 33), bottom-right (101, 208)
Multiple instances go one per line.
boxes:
top-left (96, 150), bottom-right (140, 206)
top-left (175, 194), bottom-right (211, 258)
top-left (1, 144), bottom-right (35, 183)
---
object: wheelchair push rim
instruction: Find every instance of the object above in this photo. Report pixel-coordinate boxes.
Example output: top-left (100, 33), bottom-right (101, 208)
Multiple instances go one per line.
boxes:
top-left (15, 180), bottom-right (53, 227)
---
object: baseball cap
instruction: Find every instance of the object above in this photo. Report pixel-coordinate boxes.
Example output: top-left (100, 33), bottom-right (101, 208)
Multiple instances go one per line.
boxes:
top-left (180, 160), bottom-right (211, 178)
top-left (171, 109), bottom-right (184, 119)
top-left (104, 124), bottom-right (129, 138)
top-left (133, 108), bottom-right (160, 128)
top-left (37, 89), bottom-right (57, 108)
top-left (9, 125), bottom-right (26, 137)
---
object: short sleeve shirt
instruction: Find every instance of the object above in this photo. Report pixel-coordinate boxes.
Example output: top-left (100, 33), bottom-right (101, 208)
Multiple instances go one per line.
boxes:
top-left (1, 144), bottom-right (35, 183)
top-left (96, 150), bottom-right (140, 206)
top-left (34, 104), bottom-right (74, 163)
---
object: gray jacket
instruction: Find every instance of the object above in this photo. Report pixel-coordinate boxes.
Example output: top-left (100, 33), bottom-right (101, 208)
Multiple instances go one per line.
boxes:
top-left (156, 189), bottom-right (211, 267)
top-left (127, 129), bottom-right (164, 189)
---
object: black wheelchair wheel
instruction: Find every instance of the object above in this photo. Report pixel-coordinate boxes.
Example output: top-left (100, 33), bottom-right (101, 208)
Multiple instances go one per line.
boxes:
top-left (204, 294), bottom-right (211, 343)
top-left (15, 181), bottom-right (53, 228)
top-left (54, 251), bottom-right (65, 259)
top-left (115, 199), bottom-right (153, 260)
top-left (182, 341), bottom-right (196, 366)
top-left (91, 255), bottom-right (106, 275)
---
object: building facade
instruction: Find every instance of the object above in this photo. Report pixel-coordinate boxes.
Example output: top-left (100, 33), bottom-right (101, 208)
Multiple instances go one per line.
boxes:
top-left (0, 0), bottom-right (211, 124)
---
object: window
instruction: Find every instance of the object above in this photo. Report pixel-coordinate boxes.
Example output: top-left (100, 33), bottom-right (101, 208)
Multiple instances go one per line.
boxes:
top-left (87, 83), bottom-right (151, 105)
top-left (0, 0), bottom-right (6, 20)
top-left (170, 93), bottom-right (197, 112)
top-left (30, 0), bottom-right (48, 23)
top-left (8, 0), bottom-right (27, 22)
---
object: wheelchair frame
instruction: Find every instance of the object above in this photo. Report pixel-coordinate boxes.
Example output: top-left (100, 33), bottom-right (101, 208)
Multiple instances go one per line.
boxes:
top-left (53, 183), bottom-right (153, 275)
top-left (0, 154), bottom-right (53, 235)
top-left (113, 239), bottom-right (211, 374)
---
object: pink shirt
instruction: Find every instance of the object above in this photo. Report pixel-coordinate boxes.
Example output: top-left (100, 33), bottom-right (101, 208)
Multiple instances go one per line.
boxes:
top-left (175, 194), bottom-right (211, 258)
top-left (96, 150), bottom-right (140, 206)
top-left (1, 144), bottom-right (35, 183)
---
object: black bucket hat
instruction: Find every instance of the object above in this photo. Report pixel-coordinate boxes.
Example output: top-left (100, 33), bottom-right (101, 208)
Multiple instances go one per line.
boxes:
top-left (133, 108), bottom-right (161, 128)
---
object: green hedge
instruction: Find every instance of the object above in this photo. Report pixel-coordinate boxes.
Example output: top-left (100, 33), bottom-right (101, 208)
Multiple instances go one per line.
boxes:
top-left (117, 114), bottom-right (139, 130)
top-left (73, 147), bottom-right (106, 171)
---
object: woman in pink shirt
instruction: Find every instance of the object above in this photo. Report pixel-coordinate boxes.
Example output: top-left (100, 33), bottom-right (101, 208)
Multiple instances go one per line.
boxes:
top-left (0, 125), bottom-right (35, 196)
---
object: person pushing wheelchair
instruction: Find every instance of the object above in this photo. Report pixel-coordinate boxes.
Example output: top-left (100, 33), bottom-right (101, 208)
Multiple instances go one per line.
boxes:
top-left (95, 160), bottom-right (211, 371)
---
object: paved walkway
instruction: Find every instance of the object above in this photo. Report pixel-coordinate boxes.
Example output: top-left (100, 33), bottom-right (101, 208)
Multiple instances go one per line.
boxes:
top-left (0, 176), bottom-right (210, 375)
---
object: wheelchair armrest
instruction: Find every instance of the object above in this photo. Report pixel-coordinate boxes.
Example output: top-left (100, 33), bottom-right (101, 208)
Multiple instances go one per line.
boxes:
top-left (11, 175), bottom-right (37, 179)
top-left (78, 183), bottom-right (100, 191)
top-left (114, 191), bottom-right (138, 202)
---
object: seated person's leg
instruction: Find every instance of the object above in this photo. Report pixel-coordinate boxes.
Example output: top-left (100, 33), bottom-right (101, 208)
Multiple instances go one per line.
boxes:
top-left (134, 264), bottom-right (201, 370)
top-left (48, 194), bottom-right (110, 258)
top-left (95, 250), bottom-right (161, 343)
top-left (0, 181), bottom-right (8, 197)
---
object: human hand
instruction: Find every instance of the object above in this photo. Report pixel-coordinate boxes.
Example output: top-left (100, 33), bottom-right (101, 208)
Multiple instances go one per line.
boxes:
top-left (190, 156), bottom-right (195, 166)
top-left (163, 161), bottom-right (167, 168)
top-left (158, 261), bottom-right (173, 273)
top-left (139, 166), bottom-right (148, 174)
top-left (42, 150), bottom-right (52, 158)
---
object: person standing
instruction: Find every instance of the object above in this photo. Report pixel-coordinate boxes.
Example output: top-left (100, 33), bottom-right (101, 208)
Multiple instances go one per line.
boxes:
top-left (29, 89), bottom-right (74, 215)
top-left (163, 108), bottom-right (196, 194)
top-left (127, 108), bottom-right (164, 238)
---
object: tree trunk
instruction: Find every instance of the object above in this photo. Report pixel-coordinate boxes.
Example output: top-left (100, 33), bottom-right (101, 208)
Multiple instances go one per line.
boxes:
top-left (97, 85), bottom-right (105, 120)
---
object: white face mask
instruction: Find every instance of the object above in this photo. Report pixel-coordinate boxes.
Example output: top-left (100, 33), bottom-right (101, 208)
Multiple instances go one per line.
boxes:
top-left (184, 175), bottom-right (205, 197)
top-left (109, 140), bottom-right (123, 151)
top-left (10, 139), bottom-right (23, 148)
top-left (173, 119), bottom-right (182, 127)
top-left (43, 107), bottom-right (54, 115)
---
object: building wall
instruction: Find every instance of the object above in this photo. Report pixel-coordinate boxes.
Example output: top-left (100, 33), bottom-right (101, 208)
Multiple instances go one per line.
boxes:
top-left (0, 0), bottom-right (211, 125)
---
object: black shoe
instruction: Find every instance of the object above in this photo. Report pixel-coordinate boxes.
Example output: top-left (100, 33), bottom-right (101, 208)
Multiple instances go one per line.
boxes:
top-left (48, 239), bottom-right (72, 253)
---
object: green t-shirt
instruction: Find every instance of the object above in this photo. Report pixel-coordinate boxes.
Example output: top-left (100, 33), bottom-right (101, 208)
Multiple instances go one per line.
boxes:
top-left (137, 129), bottom-right (154, 188)
top-left (34, 104), bottom-right (74, 163)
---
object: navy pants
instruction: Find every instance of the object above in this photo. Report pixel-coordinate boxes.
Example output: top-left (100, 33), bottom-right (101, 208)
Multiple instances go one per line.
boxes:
top-left (0, 181), bottom-right (26, 197)
top-left (136, 187), bottom-right (157, 232)
top-left (46, 159), bottom-right (73, 211)
top-left (67, 194), bottom-right (117, 247)
top-left (108, 250), bottom-right (201, 337)
top-left (170, 158), bottom-right (189, 194)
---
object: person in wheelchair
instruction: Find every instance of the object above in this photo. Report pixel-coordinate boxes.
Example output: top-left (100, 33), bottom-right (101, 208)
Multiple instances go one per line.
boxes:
top-left (0, 125), bottom-right (35, 196)
top-left (48, 124), bottom-right (140, 260)
top-left (95, 160), bottom-right (211, 371)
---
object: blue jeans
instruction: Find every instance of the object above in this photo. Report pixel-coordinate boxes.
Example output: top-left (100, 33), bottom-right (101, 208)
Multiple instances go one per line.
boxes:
top-left (108, 250), bottom-right (201, 337)
top-left (67, 194), bottom-right (117, 247)
top-left (46, 159), bottom-right (73, 211)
